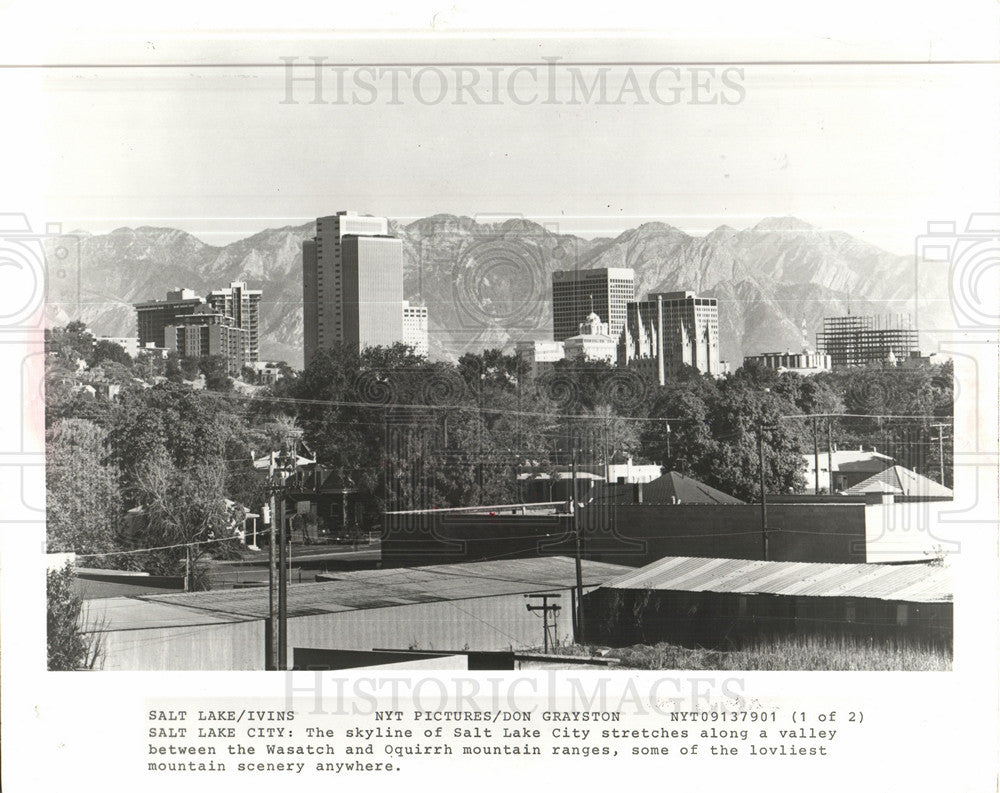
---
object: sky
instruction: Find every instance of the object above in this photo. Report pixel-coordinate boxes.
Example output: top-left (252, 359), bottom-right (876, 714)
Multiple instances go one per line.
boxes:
top-left (25, 35), bottom-right (1000, 256)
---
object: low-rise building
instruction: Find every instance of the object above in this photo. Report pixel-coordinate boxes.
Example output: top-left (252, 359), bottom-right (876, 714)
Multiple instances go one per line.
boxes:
top-left (584, 555), bottom-right (952, 651)
top-left (743, 349), bottom-right (831, 375)
top-left (802, 448), bottom-right (894, 493)
top-left (96, 336), bottom-right (139, 357)
top-left (514, 339), bottom-right (566, 378)
top-left (563, 311), bottom-right (618, 363)
top-left (81, 557), bottom-right (632, 670)
top-left (252, 361), bottom-right (285, 385)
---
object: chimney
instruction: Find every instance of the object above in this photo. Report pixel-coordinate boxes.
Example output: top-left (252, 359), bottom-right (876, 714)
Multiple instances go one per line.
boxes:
top-left (635, 482), bottom-right (644, 504)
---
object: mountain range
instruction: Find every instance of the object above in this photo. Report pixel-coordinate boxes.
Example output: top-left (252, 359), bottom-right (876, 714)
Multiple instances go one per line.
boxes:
top-left (43, 215), bottom-right (950, 369)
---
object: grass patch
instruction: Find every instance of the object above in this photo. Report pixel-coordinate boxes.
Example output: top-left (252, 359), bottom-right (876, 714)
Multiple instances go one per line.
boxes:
top-left (553, 635), bottom-right (951, 671)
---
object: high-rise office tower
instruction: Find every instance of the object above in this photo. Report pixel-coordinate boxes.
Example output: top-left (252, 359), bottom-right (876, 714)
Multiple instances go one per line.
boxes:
top-left (619, 290), bottom-right (721, 384)
top-left (551, 267), bottom-right (635, 343)
top-left (302, 211), bottom-right (405, 363)
top-left (402, 300), bottom-right (429, 357)
top-left (816, 314), bottom-right (919, 369)
top-left (206, 281), bottom-right (262, 365)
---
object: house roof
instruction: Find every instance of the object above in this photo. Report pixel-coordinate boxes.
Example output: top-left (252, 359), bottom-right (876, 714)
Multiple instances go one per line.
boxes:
top-left (842, 465), bottom-right (953, 497)
top-left (600, 555), bottom-right (951, 603)
top-left (593, 471), bottom-right (745, 505)
top-left (86, 557), bottom-right (634, 632)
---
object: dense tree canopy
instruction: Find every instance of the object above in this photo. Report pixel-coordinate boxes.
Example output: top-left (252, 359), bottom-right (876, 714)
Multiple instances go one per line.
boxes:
top-left (44, 321), bottom-right (955, 583)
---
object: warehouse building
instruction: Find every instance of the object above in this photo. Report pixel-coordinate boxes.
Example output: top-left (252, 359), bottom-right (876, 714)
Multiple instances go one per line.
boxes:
top-left (584, 555), bottom-right (952, 650)
top-left (81, 557), bottom-right (631, 671)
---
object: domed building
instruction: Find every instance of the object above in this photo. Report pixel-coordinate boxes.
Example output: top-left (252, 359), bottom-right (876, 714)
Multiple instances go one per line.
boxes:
top-left (563, 310), bottom-right (618, 363)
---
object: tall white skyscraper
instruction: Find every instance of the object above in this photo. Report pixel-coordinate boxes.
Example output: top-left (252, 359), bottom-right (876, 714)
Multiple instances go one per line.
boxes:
top-left (402, 300), bottom-right (429, 357)
top-left (302, 211), bottom-right (405, 363)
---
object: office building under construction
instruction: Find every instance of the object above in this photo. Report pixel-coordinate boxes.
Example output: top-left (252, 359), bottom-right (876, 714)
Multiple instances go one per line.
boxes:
top-left (816, 314), bottom-right (919, 369)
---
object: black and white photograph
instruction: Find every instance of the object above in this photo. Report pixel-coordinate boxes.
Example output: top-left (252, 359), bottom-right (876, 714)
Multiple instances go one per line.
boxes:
top-left (1, 1), bottom-right (998, 791)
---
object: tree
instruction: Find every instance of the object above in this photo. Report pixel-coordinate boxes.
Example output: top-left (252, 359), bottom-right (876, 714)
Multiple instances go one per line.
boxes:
top-left (127, 453), bottom-right (242, 587)
top-left (89, 339), bottom-right (132, 369)
top-left (640, 379), bottom-right (716, 475)
top-left (107, 382), bottom-right (250, 499)
top-left (46, 419), bottom-right (123, 562)
top-left (47, 563), bottom-right (104, 670)
top-left (44, 321), bottom-right (95, 368)
top-left (199, 355), bottom-right (233, 392)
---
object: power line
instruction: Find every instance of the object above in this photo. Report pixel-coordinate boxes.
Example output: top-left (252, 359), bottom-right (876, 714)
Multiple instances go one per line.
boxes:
top-left (73, 535), bottom-right (243, 559)
top-left (778, 413), bottom-right (953, 421)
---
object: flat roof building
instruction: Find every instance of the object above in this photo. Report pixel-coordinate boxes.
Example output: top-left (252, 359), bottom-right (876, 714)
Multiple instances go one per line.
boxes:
top-left (134, 289), bottom-right (205, 349)
top-left (163, 306), bottom-right (248, 375)
top-left (402, 300), bottom-right (429, 357)
top-left (514, 339), bottom-right (566, 378)
top-left (303, 212), bottom-right (405, 362)
top-left (82, 557), bottom-right (632, 670)
top-left (551, 267), bottom-right (634, 343)
top-left (743, 349), bottom-right (831, 375)
top-left (206, 281), bottom-right (262, 364)
top-left (136, 284), bottom-right (261, 376)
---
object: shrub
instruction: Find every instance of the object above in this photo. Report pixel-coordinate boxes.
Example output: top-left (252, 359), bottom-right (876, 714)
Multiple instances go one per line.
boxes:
top-left (47, 564), bottom-right (104, 670)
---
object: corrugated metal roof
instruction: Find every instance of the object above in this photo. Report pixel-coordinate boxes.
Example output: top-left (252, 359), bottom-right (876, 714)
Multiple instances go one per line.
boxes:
top-left (602, 556), bottom-right (951, 603)
top-left (96, 557), bottom-right (633, 630)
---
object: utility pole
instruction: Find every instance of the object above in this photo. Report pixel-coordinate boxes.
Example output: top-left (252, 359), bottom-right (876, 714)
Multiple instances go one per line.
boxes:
top-left (827, 420), bottom-right (835, 494)
top-left (930, 423), bottom-right (947, 484)
top-left (267, 453), bottom-right (279, 671)
top-left (757, 424), bottom-right (769, 561)
top-left (276, 428), bottom-right (303, 671)
top-left (277, 468), bottom-right (288, 670)
top-left (571, 448), bottom-right (585, 644)
top-left (664, 422), bottom-right (671, 466)
top-left (525, 594), bottom-right (562, 653)
top-left (938, 427), bottom-right (945, 486)
top-left (812, 416), bottom-right (820, 495)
